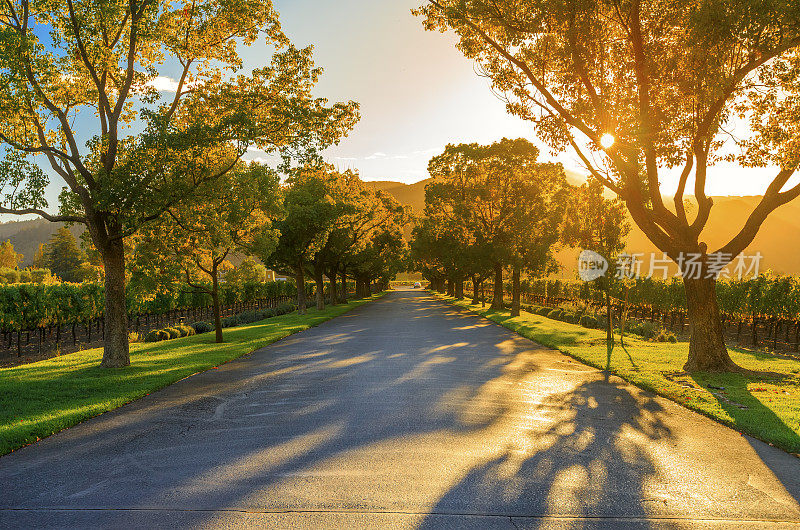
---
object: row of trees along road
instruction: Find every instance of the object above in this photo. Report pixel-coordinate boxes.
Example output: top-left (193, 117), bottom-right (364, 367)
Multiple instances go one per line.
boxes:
top-left (411, 138), bottom-right (572, 316)
top-left (129, 162), bottom-right (409, 344)
top-left (416, 0), bottom-right (800, 372)
top-left (267, 164), bottom-right (409, 315)
top-left (0, 0), bottom-right (358, 367)
top-left (412, 140), bottom-right (628, 334)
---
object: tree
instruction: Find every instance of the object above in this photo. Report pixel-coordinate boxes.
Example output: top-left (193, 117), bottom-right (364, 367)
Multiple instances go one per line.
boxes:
top-left (410, 217), bottom-right (450, 293)
top-left (44, 227), bottom-right (88, 283)
top-left (561, 178), bottom-right (630, 368)
top-left (227, 257), bottom-right (268, 285)
top-left (320, 177), bottom-right (407, 304)
top-left (484, 143), bottom-right (568, 316)
top-left (0, 239), bottom-right (22, 268)
top-left (265, 166), bottom-right (340, 314)
top-left (131, 163), bottom-right (281, 343)
top-left (426, 142), bottom-right (509, 307)
top-left (348, 215), bottom-right (408, 296)
top-left (305, 170), bottom-right (359, 311)
top-left (0, 1), bottom-right (359, 367)
top-left (421, 172), bottom-right (482, 299)
top-left (416, 1), bottom-right (800, 371)
top-left (424, 138), bottom-right (565, 310)
top-left (31, 243), bottom-right (46, 269)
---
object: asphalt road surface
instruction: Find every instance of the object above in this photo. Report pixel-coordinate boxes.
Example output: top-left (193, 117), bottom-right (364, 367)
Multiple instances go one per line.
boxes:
top-left (2, 288), bottom-right (800, 529)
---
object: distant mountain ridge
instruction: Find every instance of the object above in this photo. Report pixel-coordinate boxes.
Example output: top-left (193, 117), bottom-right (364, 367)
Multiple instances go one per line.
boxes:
top-left (366, 178), bottom-right (800, 276)
top-left (4, 180), bottom-right (800, 275)
top-left (0, 219), bottom-right (84, 268)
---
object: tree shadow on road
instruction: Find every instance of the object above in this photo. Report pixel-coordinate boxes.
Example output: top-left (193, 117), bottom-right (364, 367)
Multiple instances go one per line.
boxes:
top-left (5, 290), bottom-right (799, 528)
top-left (417, 376), bottom-right (673, 528)
top-left (690, 371), bottom-right (800, 510)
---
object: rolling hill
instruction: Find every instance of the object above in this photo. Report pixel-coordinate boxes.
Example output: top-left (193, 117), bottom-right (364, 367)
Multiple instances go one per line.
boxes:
top-left (3, 179), bottom-right (800, 276)
top-left (0, 219), bottom-right (84, 267)
top-left (368, 178), bottom-right (800, 277)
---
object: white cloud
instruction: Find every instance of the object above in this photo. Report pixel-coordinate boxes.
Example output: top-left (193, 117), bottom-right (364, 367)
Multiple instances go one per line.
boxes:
top-left (335, 156), bottom-right (358, 161)
top-left (365, 152), bottom-right (388, 160)
top-left (145, 76), bottom-right (181, 92)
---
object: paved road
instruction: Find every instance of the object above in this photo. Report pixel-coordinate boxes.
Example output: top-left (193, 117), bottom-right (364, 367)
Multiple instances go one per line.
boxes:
top-left (1, 289), bottom-right (800, 529)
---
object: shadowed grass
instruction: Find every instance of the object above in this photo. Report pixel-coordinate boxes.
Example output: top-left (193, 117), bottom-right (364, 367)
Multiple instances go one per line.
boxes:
top-left (0, 294), bottom-right (385, 456)
top-left (435, 292), bottom-right (800, 455)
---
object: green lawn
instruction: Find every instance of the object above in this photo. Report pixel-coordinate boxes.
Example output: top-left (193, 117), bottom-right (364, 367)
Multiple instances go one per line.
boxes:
top-left (435, 293), bottom-right (800, 455)
top-left (0, 294), bottom-right (384, 456)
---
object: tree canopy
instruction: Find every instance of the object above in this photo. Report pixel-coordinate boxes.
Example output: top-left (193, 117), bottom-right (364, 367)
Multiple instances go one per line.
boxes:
top-left (0, 0), bottom-right (359, 366)
top-left (0, 239), bottom-right (22, 269)
top-left (130, 162), bottom-right (281, 342)
top-left (413, 138), bottom-right (568, 312)
top-left (415, 0), bottom-right (800, 371)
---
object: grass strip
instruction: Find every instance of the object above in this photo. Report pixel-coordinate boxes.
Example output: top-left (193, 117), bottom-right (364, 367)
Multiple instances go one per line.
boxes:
top-left (0, 294), bottom-right (384, 456)
top-left (434, 292), bottom-right (800, 455)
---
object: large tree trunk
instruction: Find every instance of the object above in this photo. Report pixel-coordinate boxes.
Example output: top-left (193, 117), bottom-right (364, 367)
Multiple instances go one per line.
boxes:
top-left (683, 277), bottom-right (740, 372)
top-left (447, 279), bottom-right (454, 296)
top-left (491, 263), bottom-right (503, 309)
top-left (340, 268), bottom-right (348, 303)
top-left (211, 263), bottom-right (223, 343)
top-left (511, 264), bottom-right (521, 317)
top-left (100, 238), bottom-right (130, 367)
top-left (472, 276), bottom-right (481, 305)
top-left (328, 268), bottom-right (338, 305)
top-left (314, 268), bottom-right (325, 311)
top-left (455, 278), bottom-right (464, 299)
top-left (295, 264), bottom-right (307, 315)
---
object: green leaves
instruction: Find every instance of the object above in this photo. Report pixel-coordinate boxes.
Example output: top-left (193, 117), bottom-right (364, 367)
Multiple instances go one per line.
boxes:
top-left (414, 138), bottom-right (568, 281)
top-left (0, 0), bottom-right (359, 242)
top-left (0, 152), bottom-right (49, 212)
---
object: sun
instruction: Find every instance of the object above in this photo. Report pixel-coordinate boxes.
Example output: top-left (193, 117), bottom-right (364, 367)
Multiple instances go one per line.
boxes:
top-left (600, 133), bottom-right (615, 149)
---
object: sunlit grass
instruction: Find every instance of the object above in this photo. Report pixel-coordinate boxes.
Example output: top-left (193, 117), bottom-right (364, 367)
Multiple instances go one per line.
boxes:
top-left (0, 294), bottom-right (385, 456)
top-left (435, 292), bottom-right (800, 455)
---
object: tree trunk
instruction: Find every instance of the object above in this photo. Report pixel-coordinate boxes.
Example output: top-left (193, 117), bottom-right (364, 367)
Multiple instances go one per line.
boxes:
top-left (455, 278), bottom-right (464, 299)
top-left (491, 263), bottom-right (503, 309)
top-left (315, 269), bottom-right (325, 311)
top-left (211, 263), bottom-right (223, 343)
top-left (620, 285), bottom-right (630, 347)
top-left (683, 277), bottom-right (740, 372)
top-left (472, 276), bottom-right (481, 305)
top-left (447, 279), bottom-right (454, 296)
top-left (340, 268), bottom-right (348, 303)
top-left (511, 265), bottom-right (521, 317)
top-left (604, 281), bottom-right (613, 370)
top-left (100, 238), bottom-right (130, 367)
top-left (295, 264), bottom-right (307, 315)
top-left (328, 269), bottom-right (338, 305)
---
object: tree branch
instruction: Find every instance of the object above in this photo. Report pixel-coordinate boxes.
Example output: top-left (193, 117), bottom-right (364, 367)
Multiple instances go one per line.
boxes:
top-left (0, 206), bottom-right (86, 223)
